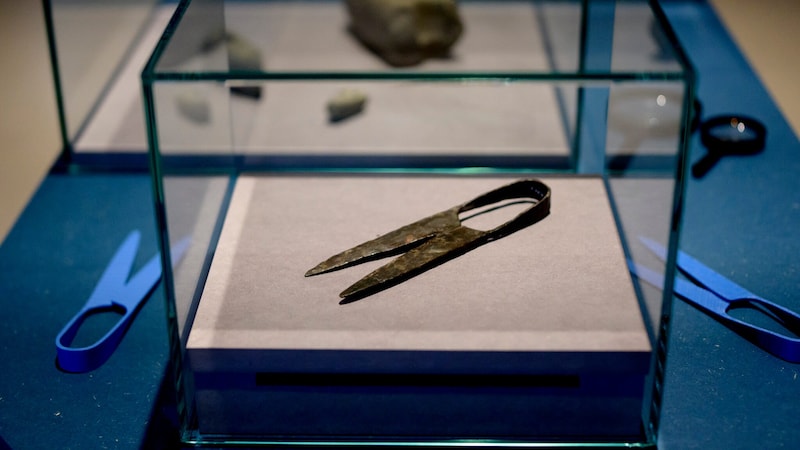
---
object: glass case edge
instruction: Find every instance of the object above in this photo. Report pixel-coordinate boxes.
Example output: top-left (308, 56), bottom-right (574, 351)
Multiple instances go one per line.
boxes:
top-left (642, 0), bottom-right (698, 441)
top-left (142, 0), bottom-right (193, 83)
top-left (41, 0), bottom-right (72, 164)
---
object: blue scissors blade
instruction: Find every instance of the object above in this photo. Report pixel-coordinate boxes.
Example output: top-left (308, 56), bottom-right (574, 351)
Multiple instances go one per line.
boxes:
top-left (638, 236), bottom-right (668, 261)
top-left (638, 236), bottom-right (755, 301)
top-left (169, 236), bottom-right (191, 266)
top-left (86, 230), bottom-right (143, 307)
top-left (117, 245), bottom-right (161, 310)
top-left (629, 261), bottom-right (731, 318)
top-left (121, 235), bottom-right (190, 308)
top-left (627, 259), bottom-right (665, 290)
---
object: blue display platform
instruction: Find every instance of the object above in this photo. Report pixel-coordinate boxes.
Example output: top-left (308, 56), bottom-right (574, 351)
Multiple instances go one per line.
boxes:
top-left (1, 1), bottom-right (799, 448)
top-left (658, 1), bottom-right (800, 448)
top-left (0, 175), bottom-right (178, 449)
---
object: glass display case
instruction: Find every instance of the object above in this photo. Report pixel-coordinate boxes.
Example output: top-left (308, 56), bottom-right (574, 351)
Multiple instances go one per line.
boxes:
top-left (43, 0), bottom-right (176, 166)
top-left (143, 0), bottom-right (694, 446)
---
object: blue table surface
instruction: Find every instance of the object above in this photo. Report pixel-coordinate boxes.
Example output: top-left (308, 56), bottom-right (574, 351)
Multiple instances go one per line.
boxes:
top-left (2, 1), bottom-right (799, 448)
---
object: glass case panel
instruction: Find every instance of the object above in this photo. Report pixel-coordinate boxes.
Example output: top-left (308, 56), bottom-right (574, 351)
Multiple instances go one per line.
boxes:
top-left (143, 0), bottom-right (694, 446)
top-left (44, 0), bottom-right (176, 163)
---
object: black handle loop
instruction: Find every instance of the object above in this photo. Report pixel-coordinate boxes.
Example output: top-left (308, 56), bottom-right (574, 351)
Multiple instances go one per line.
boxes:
top-left (459, 179), bottom-right (551, 238)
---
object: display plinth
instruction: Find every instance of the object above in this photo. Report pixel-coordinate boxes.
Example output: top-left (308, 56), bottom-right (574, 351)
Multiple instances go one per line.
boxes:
top-left (187, 175), bottom-right (650, 436)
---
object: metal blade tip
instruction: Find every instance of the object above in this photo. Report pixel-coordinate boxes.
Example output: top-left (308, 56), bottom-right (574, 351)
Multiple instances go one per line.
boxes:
top-left (305, 266), bottom-right (324, 277)
top-left (338, 278), bottom-right (376, 302)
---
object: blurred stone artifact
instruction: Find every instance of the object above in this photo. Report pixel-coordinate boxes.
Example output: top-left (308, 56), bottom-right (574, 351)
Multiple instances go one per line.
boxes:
top-left (176, 90), bottom-right (211, 124)
top-left (345, 0), bottom-right (463, 67)
top-left (327, 88), bottom-right (368, 122)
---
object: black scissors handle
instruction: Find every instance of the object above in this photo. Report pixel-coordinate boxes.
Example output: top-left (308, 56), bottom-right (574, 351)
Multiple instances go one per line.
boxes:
top-left (458, 179), bottom-right (551, 239)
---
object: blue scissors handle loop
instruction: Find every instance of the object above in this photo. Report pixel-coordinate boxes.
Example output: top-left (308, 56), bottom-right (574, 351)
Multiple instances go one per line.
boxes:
top-left (717, 297), bottom-right (800, 363)
top-left (56, 303), bottom-right (138, 373)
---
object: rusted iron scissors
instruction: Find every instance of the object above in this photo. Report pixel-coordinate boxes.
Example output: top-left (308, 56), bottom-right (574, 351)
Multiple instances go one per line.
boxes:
top-left (305, 179), bottom-right (551, 303)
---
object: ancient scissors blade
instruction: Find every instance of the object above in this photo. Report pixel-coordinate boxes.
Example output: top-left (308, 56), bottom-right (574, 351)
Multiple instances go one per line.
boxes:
top-left (305, 207), bottom-right (461, 277)
top-left (339, 225), bottom-right (486, 302)
top-left (308, 179), bottom-right (551, 303)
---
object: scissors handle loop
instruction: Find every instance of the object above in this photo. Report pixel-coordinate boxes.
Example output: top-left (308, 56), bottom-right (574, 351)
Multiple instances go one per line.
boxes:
top-left (56, 304), bottom-right (137, 373)
top-left (721, 297), bottom-right (800, 363)
top-left (459, 179), bottom-right (551, 239)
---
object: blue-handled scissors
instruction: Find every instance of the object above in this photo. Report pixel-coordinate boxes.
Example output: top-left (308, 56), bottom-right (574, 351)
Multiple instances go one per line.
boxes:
top-left (56, 230), bottom-right (189, 373)
top-left (631, 237), bottom-right (800, 363)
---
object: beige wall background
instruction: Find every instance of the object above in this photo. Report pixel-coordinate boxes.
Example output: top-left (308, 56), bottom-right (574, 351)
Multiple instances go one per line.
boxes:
top-left (0, 0), bottom-right (798, 244)
top-left (0, 0), bottom-right (61, 243)
top-left (709, 0), bottom-right (800, 135)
